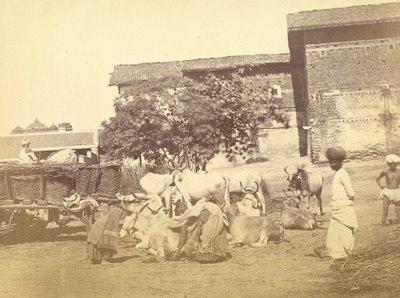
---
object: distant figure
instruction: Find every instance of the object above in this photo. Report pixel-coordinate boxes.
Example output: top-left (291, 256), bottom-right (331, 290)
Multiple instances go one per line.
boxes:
top-left (376, 154), bottom-right (400, 225)
top-left (314, 146), bottom-right (358, 260)
top-left (18, 139), bottom-right (38, 164)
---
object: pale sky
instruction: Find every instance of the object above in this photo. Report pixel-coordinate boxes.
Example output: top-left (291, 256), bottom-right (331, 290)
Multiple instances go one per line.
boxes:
top-left (0, 0), bottom-right (395, 134)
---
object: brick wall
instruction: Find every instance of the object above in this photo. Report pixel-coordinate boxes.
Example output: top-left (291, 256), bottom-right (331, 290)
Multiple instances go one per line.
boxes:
top-left (304, 32), bottom-right (400, 162)
top-left (306, 38), bottom-right (400, 90)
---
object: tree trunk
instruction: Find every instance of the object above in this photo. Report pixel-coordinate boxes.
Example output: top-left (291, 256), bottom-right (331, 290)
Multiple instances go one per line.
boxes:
top-left (250, 126), bottom-right (261, 160)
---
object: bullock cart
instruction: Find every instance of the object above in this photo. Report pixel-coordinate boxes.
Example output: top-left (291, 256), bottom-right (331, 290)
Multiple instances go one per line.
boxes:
top-left (0, 162), bottom-right (122, 241)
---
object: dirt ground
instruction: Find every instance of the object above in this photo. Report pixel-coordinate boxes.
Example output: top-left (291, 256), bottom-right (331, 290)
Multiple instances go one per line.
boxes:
top-left (1, 159), bottom-right (400, 298)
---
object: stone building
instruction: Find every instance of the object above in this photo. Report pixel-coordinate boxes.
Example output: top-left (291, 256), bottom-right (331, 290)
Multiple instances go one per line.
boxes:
top-left (288, 2), bottom-right (400, 161)
top-left (109, 2), bottom-right (400, 162)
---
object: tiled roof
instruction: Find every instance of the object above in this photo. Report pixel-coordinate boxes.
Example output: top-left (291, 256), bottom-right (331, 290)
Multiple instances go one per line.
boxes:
top-left (109, 53), bottom-right (290, 86)
top-left (287, 2), bottom-right (400, 31)
top-left (0, 131), bottom-right (98, 161)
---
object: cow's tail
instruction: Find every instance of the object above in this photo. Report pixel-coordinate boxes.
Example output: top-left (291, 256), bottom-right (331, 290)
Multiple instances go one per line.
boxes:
top-left (260, 177), bottom-right (274, 212)
top-left (222, 176), bottom-right (231, 207)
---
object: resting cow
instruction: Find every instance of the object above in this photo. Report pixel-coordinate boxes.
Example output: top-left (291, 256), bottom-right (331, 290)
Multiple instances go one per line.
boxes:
top-left (224, 204), bottom-right (284, 247)
top-left (280, 203), bottom-right (318, 230)
top-left (119, 194), bottom-right (228, 261)
top-left (284, 165), bottom-right (324, 215)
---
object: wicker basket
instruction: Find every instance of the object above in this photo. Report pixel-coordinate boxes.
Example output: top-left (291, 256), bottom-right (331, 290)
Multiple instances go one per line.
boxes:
top-left (97, 166), bottom-right (121, 198)
top-left (46, 178), bottom-right (74, 205)
top-left (76, 163), bottom-right (122, 198)
top-left (10, 175), bottom-right (42, 203)
top-left (0, 175), bottom-right (7, 201)
top-left (76, 167), bottom-right (96, 196)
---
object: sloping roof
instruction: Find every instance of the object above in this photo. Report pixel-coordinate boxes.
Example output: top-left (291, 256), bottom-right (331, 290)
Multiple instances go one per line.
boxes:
top-left (287, 2), bottom-right (400, 31)
top-left (0, 131), bottom-right (98, 161)
top-left (109, 53), bottom-right (290, 86)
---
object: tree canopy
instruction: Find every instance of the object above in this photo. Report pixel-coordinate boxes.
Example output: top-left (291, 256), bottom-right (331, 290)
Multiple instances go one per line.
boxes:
top-left (101, 74), bottom-right (289, 170)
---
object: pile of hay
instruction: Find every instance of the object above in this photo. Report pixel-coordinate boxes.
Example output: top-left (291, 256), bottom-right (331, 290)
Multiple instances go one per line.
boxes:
top-left (331, 225), bottom-right (400, 293)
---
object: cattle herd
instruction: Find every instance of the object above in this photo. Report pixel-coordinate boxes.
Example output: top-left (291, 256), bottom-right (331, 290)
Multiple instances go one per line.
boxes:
top-left (116, 164), bottom-right (324, 261)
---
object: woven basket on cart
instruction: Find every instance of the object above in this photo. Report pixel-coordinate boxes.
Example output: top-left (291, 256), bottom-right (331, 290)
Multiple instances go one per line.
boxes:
top-left (0, 175), bottom-right (7, 202)
top-left (46, 178), bottom-right (75, 205)
top-left (97, 165), bottom-right (121, 198)
top-left (76, 167), bottom-right (97, 196)
top-left (10, 175), bottom-right (43, 204)
top-left (120, 165), bottom-right (149, 194)
top-left (76, 163), bottom-right (121, 198)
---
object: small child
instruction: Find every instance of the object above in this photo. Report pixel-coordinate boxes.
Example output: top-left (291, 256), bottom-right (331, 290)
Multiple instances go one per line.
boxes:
top-left (376, 154), bottom-right (400, 225)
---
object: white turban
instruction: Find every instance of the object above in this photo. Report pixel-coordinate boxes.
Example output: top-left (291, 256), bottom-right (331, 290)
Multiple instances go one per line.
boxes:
top-left (385, 154), bottom-right (400, 164)
top-left (21, 138), bottom-right (31, 146)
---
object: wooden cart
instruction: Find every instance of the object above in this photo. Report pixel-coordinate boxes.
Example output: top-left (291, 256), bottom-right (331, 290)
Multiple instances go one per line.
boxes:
top-left (0, 162), bottom-right (122, 241)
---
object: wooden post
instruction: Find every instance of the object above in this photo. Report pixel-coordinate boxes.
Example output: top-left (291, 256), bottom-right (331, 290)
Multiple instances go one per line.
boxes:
top-left (382, 87), bottom-right (392, 151)
top-left (40, 173), bottom-right (46, 204)
top-left (4, 174), bottom-right (14, 204)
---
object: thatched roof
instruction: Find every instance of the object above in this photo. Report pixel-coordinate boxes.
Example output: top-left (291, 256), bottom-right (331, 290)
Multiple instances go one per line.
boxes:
top-left (109, 53), bottom-right (290, 86)
top-left (287, 2), bottom-right (400, 31)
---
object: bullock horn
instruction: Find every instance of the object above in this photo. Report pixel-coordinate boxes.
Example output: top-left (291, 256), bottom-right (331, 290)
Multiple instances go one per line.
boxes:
top-left (282, 189), bottom-right (292, 198)
top-left (252, 181), bottom-right (260, 194)
top-left (284, 166), bottom-right (289, 174)
top-left (133, 193), bottom-right (148, 201)
top-left (239, 181), bottom-right (248, 193)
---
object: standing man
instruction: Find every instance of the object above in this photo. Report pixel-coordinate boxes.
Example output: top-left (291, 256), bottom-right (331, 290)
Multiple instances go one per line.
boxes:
top-left (18, 139), bottom-right (38, 164)
top-left (315, 146), bottom-right (358, 259)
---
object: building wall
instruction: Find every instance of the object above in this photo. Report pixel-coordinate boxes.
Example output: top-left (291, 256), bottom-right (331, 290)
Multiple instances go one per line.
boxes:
top-left (306, 37), bottom-right (400, 90)
top-left (303, 24), bottom-right (400, 162)
top-left (309, 87), bottom-right (400, 162)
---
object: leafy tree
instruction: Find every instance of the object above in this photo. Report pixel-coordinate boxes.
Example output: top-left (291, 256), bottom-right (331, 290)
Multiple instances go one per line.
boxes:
top-left (101, 74), bottom-right (289, 170)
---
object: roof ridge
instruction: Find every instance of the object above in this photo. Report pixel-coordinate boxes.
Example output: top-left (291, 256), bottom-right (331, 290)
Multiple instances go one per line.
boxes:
top-left (287, 1), bottom-right (400, 17)
top-left (114, 53), bottom-right (290, 68)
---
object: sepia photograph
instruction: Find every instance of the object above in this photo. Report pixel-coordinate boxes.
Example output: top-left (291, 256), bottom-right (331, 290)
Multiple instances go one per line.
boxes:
top-left (0, 0), bottom-right (400, 297)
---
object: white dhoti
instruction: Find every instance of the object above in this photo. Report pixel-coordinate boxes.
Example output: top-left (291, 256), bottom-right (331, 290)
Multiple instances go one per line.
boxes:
top-left (326, 203), bottom-right (358, 259)
top-left (379, 188), bottom-right (400, 203)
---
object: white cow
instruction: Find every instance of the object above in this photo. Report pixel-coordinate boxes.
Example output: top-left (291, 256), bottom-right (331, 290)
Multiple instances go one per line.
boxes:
top-left (216, 170), bottom-right (271, 214)
top-left (170, 170), bottom-right (230, 209)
